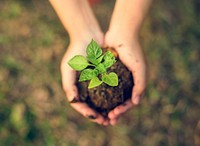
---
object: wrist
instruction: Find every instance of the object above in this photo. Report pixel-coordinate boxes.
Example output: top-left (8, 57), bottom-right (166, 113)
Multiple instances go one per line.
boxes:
top-left (70, 30), bottom-right (104, 47)
top-left (109, 27), bottom-right (139, 40)
top-left (105, 29), bottom-right (139, 47)
top-left (107, 0), bottom-right (152, 45)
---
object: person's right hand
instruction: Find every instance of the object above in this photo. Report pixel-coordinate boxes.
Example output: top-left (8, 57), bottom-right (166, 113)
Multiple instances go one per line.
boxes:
top-left (60, 33), bottom-right (109, 125)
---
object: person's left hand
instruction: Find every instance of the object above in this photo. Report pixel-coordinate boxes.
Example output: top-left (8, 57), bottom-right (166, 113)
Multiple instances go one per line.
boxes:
top-left (104, 31), bottom-right (148, 125)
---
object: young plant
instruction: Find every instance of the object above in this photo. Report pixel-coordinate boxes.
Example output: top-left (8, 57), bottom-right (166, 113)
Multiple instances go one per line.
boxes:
top-left (68, 39), bottom-right (118, 89)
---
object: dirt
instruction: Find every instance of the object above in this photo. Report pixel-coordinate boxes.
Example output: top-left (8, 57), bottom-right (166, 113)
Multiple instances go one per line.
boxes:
top-left (76, 58), bottom-right (134, 117)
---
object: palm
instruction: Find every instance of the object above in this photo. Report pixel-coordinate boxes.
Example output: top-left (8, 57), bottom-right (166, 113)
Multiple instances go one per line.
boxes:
top-left (60, 41), bottom-right (108, 125)
top-left (104, 37), bottom-right (148, 125)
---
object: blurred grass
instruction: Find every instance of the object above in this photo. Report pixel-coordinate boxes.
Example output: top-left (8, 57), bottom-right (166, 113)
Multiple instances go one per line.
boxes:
top-left (0, 0), bottom-right (200, 146)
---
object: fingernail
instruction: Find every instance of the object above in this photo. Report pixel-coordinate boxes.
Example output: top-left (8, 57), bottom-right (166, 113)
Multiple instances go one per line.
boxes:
top-left (86, 115), bottom-right (97, 120)
top-left (69, 97), bottom-right (80, 103)
top-left (133, 96), bottom-right (140, 105)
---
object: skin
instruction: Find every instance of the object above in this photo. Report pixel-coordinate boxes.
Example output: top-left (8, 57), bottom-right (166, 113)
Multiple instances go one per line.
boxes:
top-left (104, 0), bottom-right (152, 125)
top-left (49, 0), bottom-right (152, 126)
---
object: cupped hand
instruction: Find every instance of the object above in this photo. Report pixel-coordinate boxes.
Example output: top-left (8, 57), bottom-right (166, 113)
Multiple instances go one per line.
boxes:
top-left (60, 34), bottom-right (109, 125)
top-left (104, 31), bottom-right (148, 125)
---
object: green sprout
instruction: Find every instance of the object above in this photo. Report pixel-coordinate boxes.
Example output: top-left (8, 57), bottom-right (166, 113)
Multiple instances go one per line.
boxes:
top-left (68, 39), bottom-right (118, 89)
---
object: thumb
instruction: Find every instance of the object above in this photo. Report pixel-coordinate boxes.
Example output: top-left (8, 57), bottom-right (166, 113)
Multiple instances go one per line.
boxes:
top-left (130, 56), bottom-right (148, 105)
top-left (131, 85), bottom-right (145, 105)
top-left (131, 68), bottom-right (147, 105)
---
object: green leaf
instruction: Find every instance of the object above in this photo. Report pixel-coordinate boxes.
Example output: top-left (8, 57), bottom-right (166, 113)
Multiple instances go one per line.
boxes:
top-left (79, 69), bottom-right (99, 81)
top-left (96, 63), bottom-right (106, 74)
top-left (97, 55), bottom-right (104, 63)
top-left (102, 51), bottom-right (116, 68)
top-left (88, 76), bottom-right (103, 89)
top-left (86, 39), bottom-right (102, 59)
top-left (87, 56), bottom-right (99, 65)
top-left (88, 54), bottom-right (104, 66)
top-left (102, 59), bottom-right (116, 68)
top-left (68, 55), bottom-right (89, 71)
top-left (92, 69), bottom-right (99, 76)
top-left (102, 72), bottom-right (118, 86)
top-left (104, 51), bottom-right (115, 60)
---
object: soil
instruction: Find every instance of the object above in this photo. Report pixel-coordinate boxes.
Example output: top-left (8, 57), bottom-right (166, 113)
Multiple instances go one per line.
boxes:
top-left (76, 57), bottom-right (134, 117)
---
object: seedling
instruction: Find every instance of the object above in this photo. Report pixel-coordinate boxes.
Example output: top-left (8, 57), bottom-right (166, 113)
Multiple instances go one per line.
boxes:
top-left (68, 39), bottom-right (118, 89)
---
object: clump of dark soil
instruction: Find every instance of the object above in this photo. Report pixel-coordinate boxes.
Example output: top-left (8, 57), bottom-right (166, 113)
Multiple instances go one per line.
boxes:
top-left (77, 58), bottom-right (134, 117)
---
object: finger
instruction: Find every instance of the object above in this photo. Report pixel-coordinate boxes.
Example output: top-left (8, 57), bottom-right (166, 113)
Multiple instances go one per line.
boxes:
top-left (108, 110), bottom-right (116, 120)
top-left (127, 55), bottom-right (147, 105)
top-left (63, 84), bottom-right (105, 125)
top-left (72, 102), bottom-right (105, 124)
top-left (109, 117), bottom-right (119, 126)
top-left (102, 119), bottom-right (110, 126)
top-left (108, 99), bottom-right (133, 120)
top-left (87, 111), bottom-right (106, 125)
top-left (71, 102), bottom-right (105, 124)
top-left (131, 66), bottom-right (147, 105)
top-left (64, 84), bottom-right (79, 102)
top-left (61, 66), bottom-right (105, 124)
top-left (64, 86), bottom-right (105, 125)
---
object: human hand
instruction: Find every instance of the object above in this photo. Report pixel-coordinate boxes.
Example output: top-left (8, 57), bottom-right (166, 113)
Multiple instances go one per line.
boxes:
top-left (60, 34), bottom-right (110, 125)
top-left (104, 31), bottom-right (148, 125)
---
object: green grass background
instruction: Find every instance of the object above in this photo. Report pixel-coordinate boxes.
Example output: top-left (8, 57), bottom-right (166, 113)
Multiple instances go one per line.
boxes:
top-left (0, 0), bottom-right (200, 146)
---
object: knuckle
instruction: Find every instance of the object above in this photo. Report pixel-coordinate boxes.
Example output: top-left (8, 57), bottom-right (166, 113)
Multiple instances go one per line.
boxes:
top-left (114, 107), bottom-right (124, 115)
